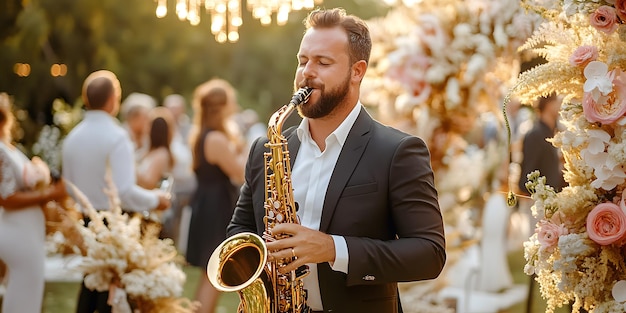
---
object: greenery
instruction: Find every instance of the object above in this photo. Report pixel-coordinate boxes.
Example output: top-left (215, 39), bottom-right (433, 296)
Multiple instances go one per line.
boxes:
top-left (0, 0), bottom-right (389, 135)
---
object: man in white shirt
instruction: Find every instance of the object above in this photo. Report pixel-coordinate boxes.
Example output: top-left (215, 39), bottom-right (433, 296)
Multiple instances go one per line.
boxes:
top-left (62, 70), bottom-right (170, 313)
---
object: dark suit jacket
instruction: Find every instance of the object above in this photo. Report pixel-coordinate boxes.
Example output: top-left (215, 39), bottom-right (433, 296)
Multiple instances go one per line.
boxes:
top-left (228, 107), bottom-right (446, 313)
top-left (518, 120), bottom-right (566, 194)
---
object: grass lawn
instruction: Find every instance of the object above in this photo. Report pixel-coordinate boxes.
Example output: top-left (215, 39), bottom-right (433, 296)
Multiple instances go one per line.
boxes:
top-left (3, 250), bottom-right (572, 313)
top-left (37, 266), bottom-right (240, 313)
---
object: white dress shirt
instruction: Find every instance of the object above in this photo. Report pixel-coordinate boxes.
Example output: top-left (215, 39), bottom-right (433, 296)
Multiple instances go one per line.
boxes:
top-left (291, 102), bottom-right (361, 311)
top-left (62, 111), bottom-right (158, 212)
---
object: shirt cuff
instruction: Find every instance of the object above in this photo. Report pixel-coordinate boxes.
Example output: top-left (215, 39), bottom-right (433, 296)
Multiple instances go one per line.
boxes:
top-left (329, 235), bottom-right (349, 274)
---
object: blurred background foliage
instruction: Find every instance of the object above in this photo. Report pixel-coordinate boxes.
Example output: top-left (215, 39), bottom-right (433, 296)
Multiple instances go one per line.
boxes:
top-left (0, 0), bottom-right (390, 149)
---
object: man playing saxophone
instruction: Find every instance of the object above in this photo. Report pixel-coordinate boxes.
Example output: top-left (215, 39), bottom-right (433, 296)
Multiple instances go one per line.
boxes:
top-left (227, 8), bottom-right (446, 313)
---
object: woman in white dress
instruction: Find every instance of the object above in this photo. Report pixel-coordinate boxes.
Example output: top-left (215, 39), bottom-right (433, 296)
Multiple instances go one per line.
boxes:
top-left (0, 93), bottom-right (67, 313)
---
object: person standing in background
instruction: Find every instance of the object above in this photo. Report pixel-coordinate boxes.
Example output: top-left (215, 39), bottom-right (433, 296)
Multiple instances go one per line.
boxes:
top-left (136, 106), bottom-right (176, 190)
top-left (164, 94), bottom-right (192, 143)
top-left (517, 93), bottom-right (567, 313)
top-left (120, 92), bottom-right (155, 161)
top-left (0, 92), bottom-right (68, 313)
top-left (162, 94), bottom-right (197, 250)
top-left (62, 70), bottom-right (171, 313)
top-left (518, 93), bottom-right (566, 195)
top-left (186, 78), bottom-right (247, 313)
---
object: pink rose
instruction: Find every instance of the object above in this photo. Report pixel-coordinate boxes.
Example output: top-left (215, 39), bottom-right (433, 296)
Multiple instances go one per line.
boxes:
top-left (586, 202), bottom-right (626, 246)
top-left (590, 6), bottom-right (620, 34)
top-left (386, 53), bottom-right (432, 104)
top-left (615, 0), bottom-right (626, 21)
top-left (583, 68), bottom-right (626, 124)
top-left (569, 45), bottom-right (599, 68)
top-left (536, 220), bottom-right (568, 251)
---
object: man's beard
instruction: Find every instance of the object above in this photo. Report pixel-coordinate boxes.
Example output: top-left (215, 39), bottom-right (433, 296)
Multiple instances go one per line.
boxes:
top-left (298, 72), bottom-right (350, 119)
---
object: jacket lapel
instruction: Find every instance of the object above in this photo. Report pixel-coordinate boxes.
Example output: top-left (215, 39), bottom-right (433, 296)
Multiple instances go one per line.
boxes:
top-left (319, 107), bottom-right (373, 232)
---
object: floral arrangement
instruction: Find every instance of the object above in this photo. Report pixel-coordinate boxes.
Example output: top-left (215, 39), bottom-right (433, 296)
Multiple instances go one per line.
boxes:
top-left (362, 0), bottom-right (541, 230)
top-left (512, 0), bottom-right (626, 312)
top-left (361, 0), bottom-right (541, 311)
top-left (362, 0), bottom-right (539, 140)
top-left (67, 178), bottom-right (198, 313)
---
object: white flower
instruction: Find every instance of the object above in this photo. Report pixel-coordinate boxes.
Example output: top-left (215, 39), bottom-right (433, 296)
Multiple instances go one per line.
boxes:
top-left (613, 280), bottom-right (626, 302)
top-left (584, 61), bottom-right (614, 102)
top-left (586, 129), bottom-right (611, 153)
top-left (464, 54), bottom-right (488, 84)
top-left (445, 78), bottom-right (461, 108)
top-left (591, 162), bottom-right (626, 190)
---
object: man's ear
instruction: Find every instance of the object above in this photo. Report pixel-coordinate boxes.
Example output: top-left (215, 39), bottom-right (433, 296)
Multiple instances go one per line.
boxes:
top-left (352, 60), bottom-right (368, 83)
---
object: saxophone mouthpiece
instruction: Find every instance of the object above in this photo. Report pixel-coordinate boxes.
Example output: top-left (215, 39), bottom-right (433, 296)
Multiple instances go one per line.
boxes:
top-left (290, 87), bottom-right (313, 106)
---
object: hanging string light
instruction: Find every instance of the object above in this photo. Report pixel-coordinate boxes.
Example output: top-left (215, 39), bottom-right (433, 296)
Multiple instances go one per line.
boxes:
top-left (154, 0), bottom-right (323, 43)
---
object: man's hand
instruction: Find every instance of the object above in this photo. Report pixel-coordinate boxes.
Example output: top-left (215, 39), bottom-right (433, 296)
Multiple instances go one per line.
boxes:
top-left (154, 190), bottom-right (171, 211)
top-left (265, 223), bottom-right (336, 274)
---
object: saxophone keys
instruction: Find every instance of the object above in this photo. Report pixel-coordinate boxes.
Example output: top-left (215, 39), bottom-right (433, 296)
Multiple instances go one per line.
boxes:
top-left (295, 264), bottom-right (310, 279)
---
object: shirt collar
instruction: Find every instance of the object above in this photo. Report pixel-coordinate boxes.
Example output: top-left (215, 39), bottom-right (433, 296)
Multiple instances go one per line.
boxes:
top-left (84, 110), bottom-right (118, 123)
top-left (296, 101), bottom-right (362, 147)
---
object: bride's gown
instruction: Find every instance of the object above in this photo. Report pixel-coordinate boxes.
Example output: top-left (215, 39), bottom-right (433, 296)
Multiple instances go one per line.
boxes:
top-left (0, 142), bottom-right (46, 313)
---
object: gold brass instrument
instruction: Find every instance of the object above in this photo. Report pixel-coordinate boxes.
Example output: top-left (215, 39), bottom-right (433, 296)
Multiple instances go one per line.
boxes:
top-left (207, 87), bottom-right (314, 313)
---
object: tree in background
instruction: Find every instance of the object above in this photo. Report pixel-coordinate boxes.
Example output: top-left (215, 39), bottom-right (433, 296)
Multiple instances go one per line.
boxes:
top-left (0, 0), bottom-right (388, 150)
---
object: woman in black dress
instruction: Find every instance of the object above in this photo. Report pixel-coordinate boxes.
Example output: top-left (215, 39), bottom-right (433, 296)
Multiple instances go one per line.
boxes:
top-left (186, 78), bottom-right (247, 313)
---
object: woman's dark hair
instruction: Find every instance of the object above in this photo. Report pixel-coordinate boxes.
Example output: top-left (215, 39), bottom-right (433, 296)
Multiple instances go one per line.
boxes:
top-left (148, 107), bottom-right (175, 168)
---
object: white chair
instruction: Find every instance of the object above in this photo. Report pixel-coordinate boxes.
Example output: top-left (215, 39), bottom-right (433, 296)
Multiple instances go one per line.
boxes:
top-left (439, 193), bottom-right (527, 313)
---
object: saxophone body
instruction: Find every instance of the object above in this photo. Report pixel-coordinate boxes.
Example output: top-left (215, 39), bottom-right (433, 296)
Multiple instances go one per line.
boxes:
top-left (207, 87), bottom-right (313, 313)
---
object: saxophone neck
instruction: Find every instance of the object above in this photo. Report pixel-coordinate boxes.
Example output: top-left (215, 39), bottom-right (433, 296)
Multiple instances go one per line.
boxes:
top-left (267, 87), bottom-right (313, 139)
top-left (267, 103), bottom-right (296, 139)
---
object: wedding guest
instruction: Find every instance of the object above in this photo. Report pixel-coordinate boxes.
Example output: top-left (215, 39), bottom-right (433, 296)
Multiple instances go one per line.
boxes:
top-left (186, 78), bottom-right (247, 313)
top-left (0, 92), bottom-right (68, 313)
top-left (162, 94), bottom-right (197, 249)
top-left (136, 106), bottom-right (176, 190)
top-left (517, 93), bottom-right (567, 313)
top-left (120, 92), bottom-right (155, 161)
top-left (518, 93), bottom-right (566, 195)
top-left (164, 93), bottom-right (192, 143)
top-left (62, 70), bottom-right (171, 313)
top-left (236, 108), bottom-right (267, 151)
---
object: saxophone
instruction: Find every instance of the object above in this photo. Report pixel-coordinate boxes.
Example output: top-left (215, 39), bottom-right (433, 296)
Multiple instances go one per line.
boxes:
top-left (207, 87), bottom-right (313, 313)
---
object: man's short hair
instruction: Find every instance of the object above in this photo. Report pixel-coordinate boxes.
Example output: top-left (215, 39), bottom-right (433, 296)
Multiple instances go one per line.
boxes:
top-left (537, 93), bottom-right (557, 113)
top-left (82, 70), bottom-right (120, 110)
top-left (304, 8), bottom-right (372, 65)
top-left (85, 77), bottom-right (114, 110)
